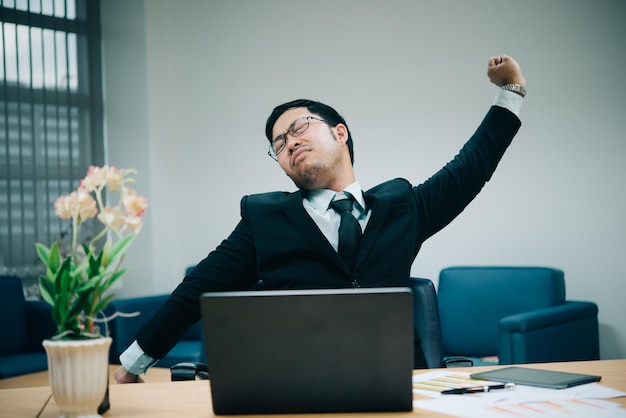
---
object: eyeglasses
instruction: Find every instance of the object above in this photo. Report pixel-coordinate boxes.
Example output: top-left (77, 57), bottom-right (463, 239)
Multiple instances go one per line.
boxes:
top-left (267, 116), bottom-right (329, 161)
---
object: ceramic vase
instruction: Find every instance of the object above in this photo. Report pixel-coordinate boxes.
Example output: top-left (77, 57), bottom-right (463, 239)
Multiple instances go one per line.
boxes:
top-left (43, 337), bottom-right (112, 418)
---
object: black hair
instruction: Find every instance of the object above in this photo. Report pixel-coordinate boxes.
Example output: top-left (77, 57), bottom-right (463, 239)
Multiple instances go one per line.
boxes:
top-left (265, 99), bottom-right (354, 164)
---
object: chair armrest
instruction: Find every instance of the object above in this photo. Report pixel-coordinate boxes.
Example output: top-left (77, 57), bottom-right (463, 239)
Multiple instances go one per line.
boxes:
top-left (498, 301), bottom-right (599, 364)
top-left (443, 356), bottom-right (474, 368)
top-left (170, 362), bottom-right (209, 381)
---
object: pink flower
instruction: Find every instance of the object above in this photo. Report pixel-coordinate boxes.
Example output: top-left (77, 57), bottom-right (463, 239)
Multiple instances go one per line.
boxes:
top-left (123, 216), bottom-right (143, 234)
top-left (106, 167), bottom-right (123, 191)
top-left (53, 190), bottom-right (98, 223)
top-left (80, 165), bottom-right (123, 192)
top-left (38, 165), bottom-right (148, 338)
top-left (123, 188), bottom-right (148, 217)
top-left (53, 195), bottom-right (74, 220)
top-left (97, 206), bottom-right (125, 230)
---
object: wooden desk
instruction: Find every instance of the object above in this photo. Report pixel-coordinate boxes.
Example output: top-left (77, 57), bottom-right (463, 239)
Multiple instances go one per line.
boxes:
top-left (0, 366), bottom-right (172, 389)
top-left (0, 366), bottom-right (171, 417)
top-left (1, 360), bottom-right (624, 417)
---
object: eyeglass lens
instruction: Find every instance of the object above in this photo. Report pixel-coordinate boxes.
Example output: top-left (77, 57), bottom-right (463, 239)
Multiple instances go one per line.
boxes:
top-left (271, 117), bottom-right (311, 157)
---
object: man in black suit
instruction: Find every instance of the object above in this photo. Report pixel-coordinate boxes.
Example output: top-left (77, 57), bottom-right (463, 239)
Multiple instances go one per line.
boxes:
top-left (115, 55), bottom-right (526, 383)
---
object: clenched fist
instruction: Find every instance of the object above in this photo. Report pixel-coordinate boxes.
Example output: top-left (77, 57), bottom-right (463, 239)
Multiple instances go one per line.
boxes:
top-left (488, 55), bottom-right (526, 88)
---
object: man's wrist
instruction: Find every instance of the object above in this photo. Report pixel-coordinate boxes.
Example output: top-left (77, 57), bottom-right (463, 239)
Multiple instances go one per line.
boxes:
top-left (493, 89), bottom-right (523, 118)
top-left (501, 84), bottom-right (526, 98)
top-left (119, 340), bottom-right (158, 375)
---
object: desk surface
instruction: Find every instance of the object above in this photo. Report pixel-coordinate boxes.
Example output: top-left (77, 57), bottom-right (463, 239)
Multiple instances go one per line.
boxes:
top-left (0, 365), bottom-right (172, 389)
top-left (1, 360), bottom-right (625, 418)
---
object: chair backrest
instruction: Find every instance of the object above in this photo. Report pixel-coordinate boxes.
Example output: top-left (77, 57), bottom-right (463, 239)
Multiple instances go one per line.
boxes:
top-left (170, 278), bottom-right (446, 381)
top-left (437, 266), bottom-right (565, 358)
top-left (185, 267), bottom-right (443, 368)
top-left (409, 277), bottom-right (444, 369)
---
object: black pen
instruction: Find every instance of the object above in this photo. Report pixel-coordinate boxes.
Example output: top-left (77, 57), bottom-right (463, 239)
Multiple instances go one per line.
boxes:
top-left (441, 382), bottom-right (516, 395)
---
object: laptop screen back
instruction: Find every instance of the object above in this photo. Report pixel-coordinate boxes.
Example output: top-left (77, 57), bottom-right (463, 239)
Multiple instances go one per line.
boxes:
top-left (200, 287), bottom-right (414, 415)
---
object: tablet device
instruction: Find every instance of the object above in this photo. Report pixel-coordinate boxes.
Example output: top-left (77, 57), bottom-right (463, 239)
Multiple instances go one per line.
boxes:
top-left (470, 366), bottom-right (601, 389)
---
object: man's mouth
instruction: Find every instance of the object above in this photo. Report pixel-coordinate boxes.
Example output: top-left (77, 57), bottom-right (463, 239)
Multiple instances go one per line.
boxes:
top-left (290, 148), bottom-right (310, 167)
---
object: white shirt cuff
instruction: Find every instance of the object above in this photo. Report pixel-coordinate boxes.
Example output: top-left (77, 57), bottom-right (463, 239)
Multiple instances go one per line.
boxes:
top-left (493, 89), bottom-right (523, 118)
top-left (119, 340), bottom-right (158, 375)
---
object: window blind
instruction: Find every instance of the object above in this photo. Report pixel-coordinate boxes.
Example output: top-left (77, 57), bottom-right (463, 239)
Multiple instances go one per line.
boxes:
top-left (0, 0), bottom-right (104, 285)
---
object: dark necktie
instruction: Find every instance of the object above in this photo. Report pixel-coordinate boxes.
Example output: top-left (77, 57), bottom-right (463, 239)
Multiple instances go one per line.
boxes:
top-left (330, 195), bottom-right (362, 270)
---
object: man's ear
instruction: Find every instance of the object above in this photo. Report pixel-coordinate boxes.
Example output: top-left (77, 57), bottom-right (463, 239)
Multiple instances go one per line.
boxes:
top-left (334, 123), bottom-right (349, 144)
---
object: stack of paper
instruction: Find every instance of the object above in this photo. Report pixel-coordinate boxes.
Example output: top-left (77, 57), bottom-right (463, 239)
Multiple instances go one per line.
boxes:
top-left (412, 371), bottom-right (626, 417)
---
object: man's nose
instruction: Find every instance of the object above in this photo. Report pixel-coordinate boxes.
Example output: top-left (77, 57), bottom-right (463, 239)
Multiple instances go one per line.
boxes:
top-left (286, 135), bottom-right (301, 154)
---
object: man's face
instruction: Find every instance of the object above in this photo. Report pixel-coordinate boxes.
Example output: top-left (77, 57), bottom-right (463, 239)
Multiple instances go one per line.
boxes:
top-left (271, 107), bottom-right (349, 190)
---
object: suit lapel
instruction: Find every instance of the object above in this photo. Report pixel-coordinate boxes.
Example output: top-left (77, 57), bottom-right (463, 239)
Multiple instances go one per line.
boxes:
top-left (281, 192), bottom-right (345, 269)
top-left (280, 190), bottom-right (391, 274)
top-left (354, 191), bottom-right (390, 271)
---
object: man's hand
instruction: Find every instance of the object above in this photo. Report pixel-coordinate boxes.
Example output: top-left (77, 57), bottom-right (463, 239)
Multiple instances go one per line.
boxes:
top-left (487, 55), bottom-right (526, 88)
top-left (114, 366), bottom-right (144, 384)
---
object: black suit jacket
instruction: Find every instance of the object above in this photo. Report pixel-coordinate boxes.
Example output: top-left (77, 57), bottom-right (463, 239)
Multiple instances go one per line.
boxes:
top-left (137, 106), bottom-right (521, 365)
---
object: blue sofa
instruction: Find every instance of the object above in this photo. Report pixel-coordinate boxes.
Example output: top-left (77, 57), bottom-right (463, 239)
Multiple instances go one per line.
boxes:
top-left (0, 274), bottom-right (204, 378)
top-left (0, 275), bottom-right (57, 379)
top-left (437, 266), bottom-right (600, 366)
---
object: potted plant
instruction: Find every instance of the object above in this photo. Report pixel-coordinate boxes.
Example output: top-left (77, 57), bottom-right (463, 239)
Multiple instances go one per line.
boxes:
top-left (36, 165), bottom-right (147, 417)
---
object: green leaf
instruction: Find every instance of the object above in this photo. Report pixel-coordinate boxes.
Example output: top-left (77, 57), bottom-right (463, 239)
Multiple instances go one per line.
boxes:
top-left (96, 249), bottom-right (104, 272)
top-left (48, 241), bottom-right (61, 273)
top-left (60, 316), bottom-right (81, 335)
top-left (73, 254), bottom-right (90, 277)
top-left (38, 275), bottom-right (56, 306)
top-left (101, 238), bottom-right (112, 268)
top-left (55, 258), bottom-right (72, 296)
top-left (87, 251), bottom-right (101, 278)
top-left (81, 243), bottom-right (99, 277)
top-left (67, 291), bottom-right (91, 319)
top-left (108, 235), bottom-right (134, 264)
top-left (52, 301), bottom-right (63, 329)
top-left (35, 243), bottom-right (50, 266)
top-left (101, 268), bottom-right (126, 292)
top-left (76, 274), bottom-right (102, 293)
top-left (94, 293), bottom-right (116, 313)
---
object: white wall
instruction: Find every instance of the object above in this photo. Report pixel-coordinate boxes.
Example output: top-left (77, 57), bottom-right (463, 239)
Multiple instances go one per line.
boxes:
top-left (100, 0), bottom-right (626, 359)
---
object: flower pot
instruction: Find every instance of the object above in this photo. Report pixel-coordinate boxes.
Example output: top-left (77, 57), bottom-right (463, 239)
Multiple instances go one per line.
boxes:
top-left (43, 337), bottom-right (112, 418)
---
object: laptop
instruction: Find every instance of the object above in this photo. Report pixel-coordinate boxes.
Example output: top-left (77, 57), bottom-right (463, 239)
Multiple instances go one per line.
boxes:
top-left (200, 287), bottom-right (414, 415)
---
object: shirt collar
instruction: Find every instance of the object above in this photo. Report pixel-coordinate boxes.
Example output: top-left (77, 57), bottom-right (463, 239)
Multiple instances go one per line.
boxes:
top-left (304, 181), bottom-right (365, 215)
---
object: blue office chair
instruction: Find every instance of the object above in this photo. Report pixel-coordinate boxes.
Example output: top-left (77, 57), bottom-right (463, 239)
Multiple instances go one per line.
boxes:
top-left (184, 269), bottom-right (446, 369)
top-left (169, 275), bottom-right (452, 380)
top-left (437, 266), bottom-right (600, 366)
top-left (409, 278), bottom-right (443, 368)
top-left (409, 277), bottom-right (471, 369)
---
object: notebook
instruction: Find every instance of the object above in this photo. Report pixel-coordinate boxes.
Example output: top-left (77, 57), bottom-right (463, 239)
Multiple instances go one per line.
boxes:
top-left (470, 366), bottom-right (601, 389)
top-left (200, 287), bottom-right (414, 415)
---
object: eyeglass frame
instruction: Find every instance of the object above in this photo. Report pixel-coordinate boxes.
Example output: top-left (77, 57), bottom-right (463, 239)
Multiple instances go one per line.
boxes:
top-left (267, 115), bottom-right (330, 161)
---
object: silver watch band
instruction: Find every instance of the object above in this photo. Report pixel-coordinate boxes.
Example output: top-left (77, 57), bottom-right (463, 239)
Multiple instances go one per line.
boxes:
top-left (501, 84), bottom-right (526, 98)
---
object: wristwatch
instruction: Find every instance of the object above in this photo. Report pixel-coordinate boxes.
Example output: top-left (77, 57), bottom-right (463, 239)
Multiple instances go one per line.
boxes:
top-left (501, 84), bottom-right (526, 98)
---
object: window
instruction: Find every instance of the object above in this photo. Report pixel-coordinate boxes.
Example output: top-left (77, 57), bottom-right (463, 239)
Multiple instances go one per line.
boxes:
top-left (0, 0), bottom-right (104, 285)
